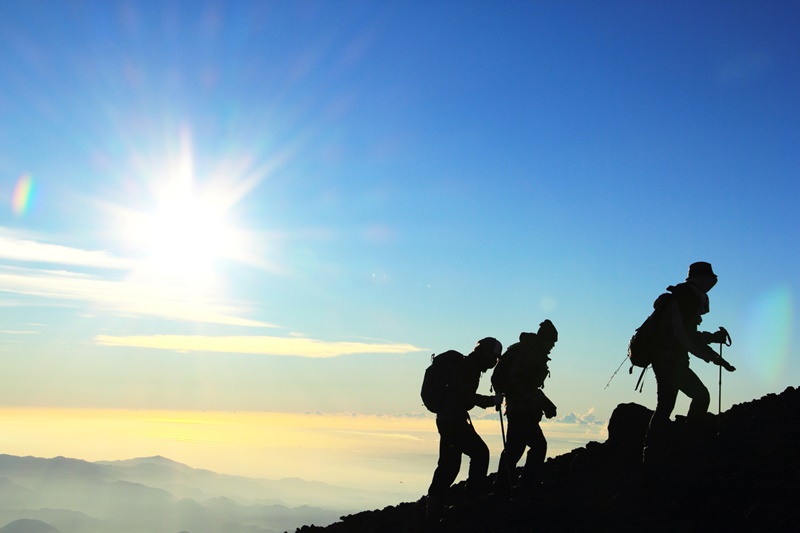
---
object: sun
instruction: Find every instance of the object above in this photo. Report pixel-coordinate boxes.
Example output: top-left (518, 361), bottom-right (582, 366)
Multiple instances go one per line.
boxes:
top-left (113, 130), bottom-right (255, 287)
top-left (137, 193), bottom-right (238, 282)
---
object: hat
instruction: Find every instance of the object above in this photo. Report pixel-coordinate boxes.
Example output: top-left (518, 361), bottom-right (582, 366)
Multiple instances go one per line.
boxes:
top-left (537, 319), bottom-right (558, 343)
top-left (476, 337), bottom-right (502, 357)
top-left (688, 262), bottom-right (716, 279)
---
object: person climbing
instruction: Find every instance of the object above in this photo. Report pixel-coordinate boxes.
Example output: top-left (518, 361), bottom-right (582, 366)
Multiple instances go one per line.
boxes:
top-left (425, 337), bottom-right (503, 521)
top-left (492, 320), bottom-right (558, 496)
top-left (643, 261), bottom-right (735, 463)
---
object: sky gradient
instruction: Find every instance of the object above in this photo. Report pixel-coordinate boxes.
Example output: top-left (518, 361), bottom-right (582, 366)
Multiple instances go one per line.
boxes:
top-left (1, 1), bottom-right (798, 496)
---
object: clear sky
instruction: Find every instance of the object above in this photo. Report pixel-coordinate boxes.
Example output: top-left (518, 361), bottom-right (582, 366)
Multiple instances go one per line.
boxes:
top-left (1, 0), bottom-right (798, 497)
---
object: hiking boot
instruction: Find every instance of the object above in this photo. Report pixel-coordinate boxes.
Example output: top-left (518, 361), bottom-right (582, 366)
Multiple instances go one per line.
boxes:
top-left (425, 495), bottom-right (445, 523)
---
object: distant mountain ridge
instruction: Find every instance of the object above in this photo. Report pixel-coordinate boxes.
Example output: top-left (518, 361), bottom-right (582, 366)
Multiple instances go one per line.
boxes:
top-left (0, 453), bottom-right (402, 533)
top-left (297, 386), bottom-right (800, 532)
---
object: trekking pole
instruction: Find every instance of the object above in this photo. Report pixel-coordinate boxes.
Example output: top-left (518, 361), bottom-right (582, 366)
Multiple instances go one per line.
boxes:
top-left (497, 402), bottom-right (506, 447)
top-left (604, 356), bottom-right (628, 390)
top-left (717, 327), bottom-right (732, 436)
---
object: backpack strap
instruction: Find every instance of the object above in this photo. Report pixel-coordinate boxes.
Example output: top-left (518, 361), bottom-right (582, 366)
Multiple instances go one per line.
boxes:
top-left (634, 366), bottom-right (649, 393)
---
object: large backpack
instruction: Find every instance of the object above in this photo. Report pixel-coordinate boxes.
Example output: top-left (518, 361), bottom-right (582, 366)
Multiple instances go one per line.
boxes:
top-left (492, 333), bottom-right (549, 395)
top-left (627, 292), bottom-right (671, 390)
top-left (420, 350), bottom-right (463, 413)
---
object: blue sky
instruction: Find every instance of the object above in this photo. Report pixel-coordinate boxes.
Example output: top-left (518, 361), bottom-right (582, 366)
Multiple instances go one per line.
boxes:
top-left (1, 0), bottom-right (798, 491)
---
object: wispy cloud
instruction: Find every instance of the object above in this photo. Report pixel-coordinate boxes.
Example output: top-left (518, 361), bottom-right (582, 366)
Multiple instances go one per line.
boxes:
top-left (93, 334), bottom-right (425, 358)
top-left (0, 228), bottom-right (133, 269)
top-left (0, 227), bottom-right (275, 327)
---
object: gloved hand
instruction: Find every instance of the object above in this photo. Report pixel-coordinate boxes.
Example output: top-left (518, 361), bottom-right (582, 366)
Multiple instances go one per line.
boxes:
top-left (536, 389), bottom-right (557, 419)
top-left (710, 328), bottom-right (730, 345)
top-left (543, 401), bottom-right (557, 419)
top-left (717, 358), bottom-right (736, 372)
top-left (494, 393), bottom-right (504, 411)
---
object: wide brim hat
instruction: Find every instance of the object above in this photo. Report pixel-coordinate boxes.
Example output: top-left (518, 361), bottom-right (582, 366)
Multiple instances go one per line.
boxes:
top-left (688, 261), bottom-right (716, 279)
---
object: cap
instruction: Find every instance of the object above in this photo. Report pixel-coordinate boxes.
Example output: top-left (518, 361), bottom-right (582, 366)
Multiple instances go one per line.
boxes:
top-left (537, 319), bottom-right (558, 343)
top-left (476, 337), bottom-right (503, 357)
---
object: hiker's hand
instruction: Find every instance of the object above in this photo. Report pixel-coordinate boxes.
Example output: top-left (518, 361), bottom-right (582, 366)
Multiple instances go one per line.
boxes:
top-left (710, 328), bottom-right (729, 344)
top-left (544, 404), bottom-right (557, 419)
top-left (715, 357), bottom-right (736, 372)
top-left (494, 393), bottom-right (504, 411)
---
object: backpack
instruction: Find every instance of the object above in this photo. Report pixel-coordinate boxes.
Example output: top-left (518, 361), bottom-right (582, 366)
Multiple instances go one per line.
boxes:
top-left (491, 345), bottom-right (519, 395)
top-left (420, 350), bottom-right (463, 413)
top-left (627, 292), bottom-right (671, 390)
top-left (492, 333), bottom-right (549, 395)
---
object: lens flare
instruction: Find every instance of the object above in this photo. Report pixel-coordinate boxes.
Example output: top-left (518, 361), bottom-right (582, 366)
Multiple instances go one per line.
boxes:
top-left (11, 174), bottom-right (34, 216)
top-left (742, 286), bottom-right (792, 384)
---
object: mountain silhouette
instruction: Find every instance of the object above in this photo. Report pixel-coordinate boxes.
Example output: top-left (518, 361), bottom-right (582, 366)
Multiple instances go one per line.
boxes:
top-left (0, 519), bottom-right (61, 533)
top-left (296, 386), bottom-right (800, 532)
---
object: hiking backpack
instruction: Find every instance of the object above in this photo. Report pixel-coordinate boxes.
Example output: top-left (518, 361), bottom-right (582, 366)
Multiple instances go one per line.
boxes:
top-left (420, 350), bottom-right (463, 413)
top-left (492, 334), bottom-right (550, 395)
top-left (627, 292), bottom-right (671, 390)
top-left (490, 346), bottom-right (519, 395)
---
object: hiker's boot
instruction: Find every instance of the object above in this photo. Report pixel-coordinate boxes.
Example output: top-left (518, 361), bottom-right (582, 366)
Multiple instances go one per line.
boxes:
top-left (425, 495), bottom-right (444, 523)
top-left (491, 467), bottom-right (514, 499)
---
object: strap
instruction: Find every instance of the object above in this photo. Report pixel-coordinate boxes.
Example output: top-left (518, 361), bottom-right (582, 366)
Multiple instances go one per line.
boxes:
top-left (635, 366), bottom-right (649, 393)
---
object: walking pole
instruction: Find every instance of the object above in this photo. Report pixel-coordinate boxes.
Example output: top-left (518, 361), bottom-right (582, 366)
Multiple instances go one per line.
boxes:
top-left (717, 345), bottom-right (722, 436)
top-left (497, 398), bottom-right (514, 498)
top-left (499, 406), bottom-right (506, 446)
top-left (717, 327), bottom-right (732, 436)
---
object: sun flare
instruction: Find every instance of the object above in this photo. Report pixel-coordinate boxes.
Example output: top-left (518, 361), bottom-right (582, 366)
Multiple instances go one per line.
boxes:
top-left (112, 130), bottom-right (257, 287)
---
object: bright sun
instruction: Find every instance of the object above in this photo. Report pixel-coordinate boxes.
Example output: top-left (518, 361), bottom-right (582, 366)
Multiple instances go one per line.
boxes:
top-left (115, 131), bottom-right (253, 287)
top-left (138, 194), bottom-right (237, 282)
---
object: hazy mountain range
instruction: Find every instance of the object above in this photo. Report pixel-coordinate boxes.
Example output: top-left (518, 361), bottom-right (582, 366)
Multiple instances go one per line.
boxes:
top-left (0, 454), bottom-right (405, 533)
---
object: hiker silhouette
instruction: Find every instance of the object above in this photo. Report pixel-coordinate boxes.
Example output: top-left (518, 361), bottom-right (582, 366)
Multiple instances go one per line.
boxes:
top-left (424, 337), bottom-right (502, 521)
top-left (492, 320), bottom-right (558, 496)
top-left (643, 262), bottom-right (736, 463)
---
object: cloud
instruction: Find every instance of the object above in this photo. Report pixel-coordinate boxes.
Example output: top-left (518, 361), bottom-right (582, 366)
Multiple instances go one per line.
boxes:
top-left (93, 334), bottom-right (425, 358)
top-left (0, 265), bottom-right (273, 327)
top-left (0, 227), bottom-right (277, 328)
top-left (556, 407), bottom-right (604, 425)
top-left (0, 228), bottom-right (133, 269)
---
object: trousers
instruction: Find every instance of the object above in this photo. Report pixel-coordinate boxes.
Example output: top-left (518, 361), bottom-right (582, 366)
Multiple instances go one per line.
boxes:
top-left (427, 416), bottom-right (489, 499)
top-left (496, 410), bottom-right (546, 490)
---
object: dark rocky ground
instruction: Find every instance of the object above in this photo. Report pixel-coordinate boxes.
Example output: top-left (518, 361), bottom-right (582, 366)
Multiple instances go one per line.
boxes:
top-left (296, 386), bottom-right (800, 532)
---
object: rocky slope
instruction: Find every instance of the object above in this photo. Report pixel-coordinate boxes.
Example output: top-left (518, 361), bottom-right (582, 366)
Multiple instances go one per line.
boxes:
top-left (297, 386), bottom-right (800, 532)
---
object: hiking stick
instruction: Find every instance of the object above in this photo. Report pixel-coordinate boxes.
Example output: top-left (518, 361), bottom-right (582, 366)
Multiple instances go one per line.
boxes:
top-left (718, 343), bottom-right (722, 436)
top-left (498, 403), bottom-right (506, 447)
top-left (604, 356), bottom-right (628, 390)
top-left (717, 327), bottom-right (732, 436)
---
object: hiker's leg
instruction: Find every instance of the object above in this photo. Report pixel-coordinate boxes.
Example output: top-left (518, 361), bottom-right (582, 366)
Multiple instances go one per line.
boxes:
top-left (495, 412), bottom-right (526, 493)
top-left (645, 360), bottom-right (679, 456)
top-left (649, 361), bottom-right (679, 433)
top-left (461, 420), bottom-right (490, 500)
top-left (679, 366), bottom-right (710, 419)
top-left (427, 420), bottom-right (463, 499)
top-left (519, 419), bottom-right (546, 487)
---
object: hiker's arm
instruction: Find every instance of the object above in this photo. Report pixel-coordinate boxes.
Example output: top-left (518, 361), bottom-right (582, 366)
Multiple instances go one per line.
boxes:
top-left (669, 301), bottom-right (718, 362)
top-left (535, 389), bottom-right (557, 419)
top-left (474, 394), bottom-right (496, 409)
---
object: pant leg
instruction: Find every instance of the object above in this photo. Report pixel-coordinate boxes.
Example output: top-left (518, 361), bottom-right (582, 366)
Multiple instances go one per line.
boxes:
top-left (460, 418), bottom-right (490, 499)
top-left (520, 420), bottom-right (546, 484)
top-left (677, 366), bottom-right (710, 419)
top-left (496, 411), bottom-right (528, 492)
top-left (645, 359), bottom-right (680, 452)
top-left (427, 419), bottom-right (464, 498)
